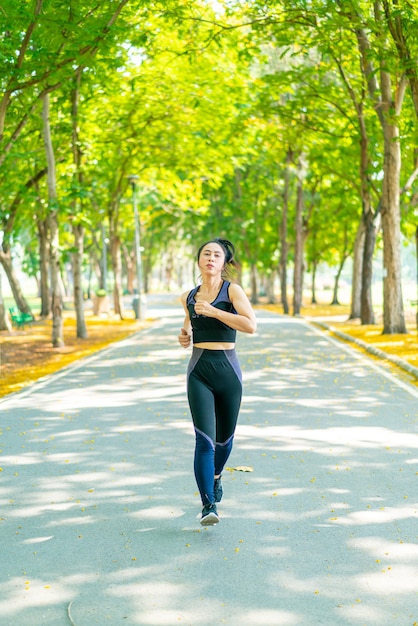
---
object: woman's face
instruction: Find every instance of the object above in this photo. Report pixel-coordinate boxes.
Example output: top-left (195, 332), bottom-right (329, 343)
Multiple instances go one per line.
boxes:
top-left (198, 242), bottom-right (225, 275)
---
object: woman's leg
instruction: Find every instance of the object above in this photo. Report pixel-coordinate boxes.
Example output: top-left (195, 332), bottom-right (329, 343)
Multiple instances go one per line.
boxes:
top-left (214, 355), bottom-right (242, 476)
top-left (187, 349), bottom-right (242, 506)
top-left (187, 367), bottom-right (217, 505)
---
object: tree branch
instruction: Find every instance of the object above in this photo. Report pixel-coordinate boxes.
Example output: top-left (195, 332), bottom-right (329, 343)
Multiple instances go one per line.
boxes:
top-left (354, 27), bottom-right (385, 126)
top-left (16, 0), bottom-right (44, 69)
top-left (0, 83), bottom-right (62, 169)
top-left (382, 0), bottom-right (418, 119)
top-left (2, 165), bottom-right (49, 243)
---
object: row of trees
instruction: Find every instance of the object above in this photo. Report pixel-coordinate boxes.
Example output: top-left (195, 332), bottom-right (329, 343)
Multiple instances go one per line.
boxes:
top-left (0, 0), bottom-right (417, 345)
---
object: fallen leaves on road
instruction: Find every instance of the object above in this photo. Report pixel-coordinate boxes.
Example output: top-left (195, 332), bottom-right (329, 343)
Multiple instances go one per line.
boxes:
top-left (260, 303), bottom-right (418, 378)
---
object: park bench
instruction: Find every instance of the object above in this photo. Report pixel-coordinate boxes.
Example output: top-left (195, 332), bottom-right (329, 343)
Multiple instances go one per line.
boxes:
top-left (9, 307), bottom-right (34, 329)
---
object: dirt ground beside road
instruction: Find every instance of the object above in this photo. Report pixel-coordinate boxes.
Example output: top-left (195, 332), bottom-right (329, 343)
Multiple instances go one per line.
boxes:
top-left (0, 312), bottom-right (148, 398)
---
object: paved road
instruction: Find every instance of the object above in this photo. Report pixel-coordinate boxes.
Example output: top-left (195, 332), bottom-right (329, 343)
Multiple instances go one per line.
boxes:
top-left (1, 294), bottom-right (418, 626)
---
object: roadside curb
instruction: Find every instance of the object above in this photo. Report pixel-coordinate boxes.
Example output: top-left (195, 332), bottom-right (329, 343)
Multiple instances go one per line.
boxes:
top-left (308, 319), bottom-right (418, 381)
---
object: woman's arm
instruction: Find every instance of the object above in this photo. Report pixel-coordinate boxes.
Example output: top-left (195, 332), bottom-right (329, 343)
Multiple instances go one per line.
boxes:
top-left (193, 283), bottom-right (257, 334)
top-left (178, 291), bottom-right (192, 348)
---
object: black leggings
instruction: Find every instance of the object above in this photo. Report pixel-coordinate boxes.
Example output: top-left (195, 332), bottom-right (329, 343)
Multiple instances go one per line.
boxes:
top-left (187, 348), bottom-right (242, 505)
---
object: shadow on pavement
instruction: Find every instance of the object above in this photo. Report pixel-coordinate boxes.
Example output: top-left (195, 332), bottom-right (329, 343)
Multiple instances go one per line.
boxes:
top-left (0, 306), bottom-right (417, 625)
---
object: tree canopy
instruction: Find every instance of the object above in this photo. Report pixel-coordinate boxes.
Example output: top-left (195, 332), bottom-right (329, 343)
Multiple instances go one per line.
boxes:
top-left (1, 0), bottom-right (417, 338)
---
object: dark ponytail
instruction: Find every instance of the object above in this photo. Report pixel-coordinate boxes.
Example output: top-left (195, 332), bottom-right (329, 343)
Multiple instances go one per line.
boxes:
top-left (213, 238), bottom-right (235, 264)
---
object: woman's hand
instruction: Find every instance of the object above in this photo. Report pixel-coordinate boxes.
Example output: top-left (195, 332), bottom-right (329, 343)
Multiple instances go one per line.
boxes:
top-left (178, 327), bottom-right (191, 348)
top-left (194, 301), bottom-right (216, 318)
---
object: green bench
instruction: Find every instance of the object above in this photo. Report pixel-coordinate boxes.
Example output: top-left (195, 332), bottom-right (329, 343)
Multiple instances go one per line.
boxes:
top-left (9, 307), bottom-right (34, 329)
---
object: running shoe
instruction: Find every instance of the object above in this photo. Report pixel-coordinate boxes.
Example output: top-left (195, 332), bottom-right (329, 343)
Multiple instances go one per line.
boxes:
top-left (200, 503), bottom-right (219, 526)
top-left (214, 477), bottom-right (223, 503)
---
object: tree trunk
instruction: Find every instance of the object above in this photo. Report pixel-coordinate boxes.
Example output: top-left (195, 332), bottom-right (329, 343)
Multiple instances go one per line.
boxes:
top-left (37, 216), bottom-right (50, 317)
top-left (87, 255), bottom-right (95, 300)
top-left (165, 249), bottom-right (174, 290)
top-left (250, 263), bottom-right (258, 304)
top-left (0, 248), bottom-right (32, 314)
top-left (110, 232), bottom-right (123, 318)
top-left (0, 271), bottom-right (12, 331)
top-left (71, 71), bottom-right (88, 339)
top-left (42, 93), bottom-right (64, 347)
top-left (381, 119), bottom-right (406, 333)
top-left (355, 11), bottom-right (406, 333)
top-left (311, 260), bottom-right (317, 305)
top-left (266, 272), bottom-right (276, 304)
top-left (331, 223), bottom-right (349, 305)
top-left (357, 90), bottom-right (375, 323)
top-left (350, 220), bottom-right (365, 319)
top-left (360, 210), bottom-right (377, 324)
top-left (279, 150), bottom-right (291, 314)
top-left (73, 223), bottom-right (87, 338)
top-left (90, 227), bottom-right (105, 291)
top-left (293, 156), bottom-right (306, 316)
top-left (143, 253), bottom-right (151, 294)
top-left (48, 212), bottom-right (64, 346)
top-left (331, 258), bottom-right (346, 305)
top-left (100, 222), bottom-right (108, 291)
top-left (122, 243), bottom-right (135, 294)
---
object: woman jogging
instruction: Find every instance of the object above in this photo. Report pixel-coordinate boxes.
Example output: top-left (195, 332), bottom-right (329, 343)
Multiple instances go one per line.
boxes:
top-left (178, 238), bottom-right (257, 525)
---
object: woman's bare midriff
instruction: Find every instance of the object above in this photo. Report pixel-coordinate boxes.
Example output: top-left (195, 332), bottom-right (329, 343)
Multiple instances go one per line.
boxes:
top-left (194, 342), bottom-right (235, 350)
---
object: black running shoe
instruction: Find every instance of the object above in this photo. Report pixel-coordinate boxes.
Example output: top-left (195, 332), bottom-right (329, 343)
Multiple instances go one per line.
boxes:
top-left (214, 477), bottom-right (223, 503)
top-left (200, 503), bottom-right (219, 526)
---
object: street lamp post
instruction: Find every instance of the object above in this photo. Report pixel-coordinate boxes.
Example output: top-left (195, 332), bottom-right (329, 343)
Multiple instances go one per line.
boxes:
top-left (128, 175), bottom-right (145, 320)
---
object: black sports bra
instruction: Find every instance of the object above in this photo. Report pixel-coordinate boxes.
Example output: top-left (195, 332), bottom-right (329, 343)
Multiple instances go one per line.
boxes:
top-left (187, 281), bottom-right (237, 343)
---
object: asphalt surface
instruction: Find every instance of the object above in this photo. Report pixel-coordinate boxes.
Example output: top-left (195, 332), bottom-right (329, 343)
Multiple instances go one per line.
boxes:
top-left (1, 294), bottom-right (418, 626)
